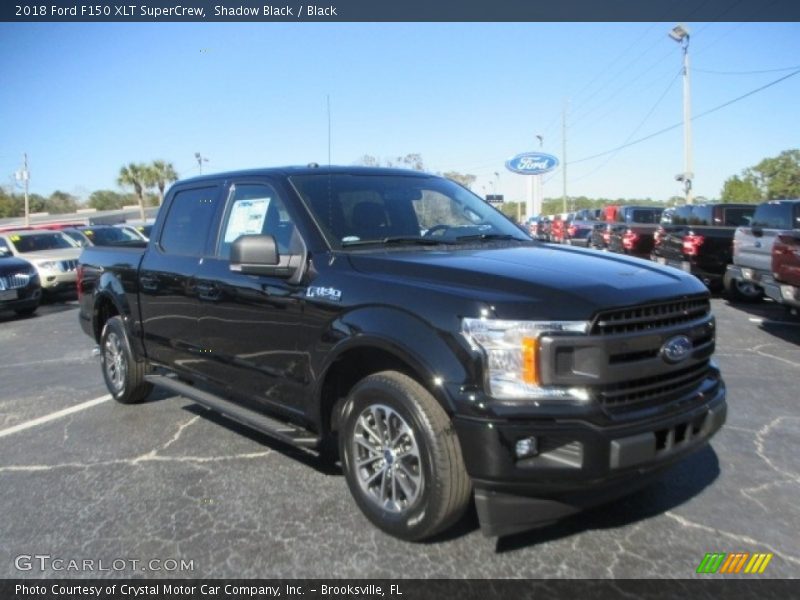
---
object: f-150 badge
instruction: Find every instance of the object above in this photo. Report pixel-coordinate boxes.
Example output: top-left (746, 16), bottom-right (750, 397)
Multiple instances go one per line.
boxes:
top-left (306, 286), bottom-right (342, 302)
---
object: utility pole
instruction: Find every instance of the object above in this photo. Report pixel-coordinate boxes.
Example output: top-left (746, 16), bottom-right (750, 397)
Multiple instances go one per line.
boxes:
top-left (562, 99), bottom-right (568, 213)
top-left (669, 24), bottom-right (693, 205)
top-left (15, 153), bottom-right (30, 227)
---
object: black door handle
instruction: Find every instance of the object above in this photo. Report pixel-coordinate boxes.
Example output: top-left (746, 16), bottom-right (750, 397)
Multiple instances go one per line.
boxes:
top-left (196, 282), bottom-right (222, 301)
top-left (140, 276), bottom-right (158, 291)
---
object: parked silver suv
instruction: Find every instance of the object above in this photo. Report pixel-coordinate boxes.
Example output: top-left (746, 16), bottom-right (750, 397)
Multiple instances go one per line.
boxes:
top-left (0, 230), bottom-right (82, 293)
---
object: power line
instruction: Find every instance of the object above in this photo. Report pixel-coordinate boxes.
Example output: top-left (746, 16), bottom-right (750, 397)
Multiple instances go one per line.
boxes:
top-left (569, 67), bottom-right (682, 183)
top-left (569, 67), bottom-right (800, 166)
top-left (694, 65), bottom-right (800, 75)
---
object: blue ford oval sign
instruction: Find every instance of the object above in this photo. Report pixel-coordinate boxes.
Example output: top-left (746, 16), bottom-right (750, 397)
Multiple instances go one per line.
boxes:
top-left (505, 152), bottom-right (559, 175)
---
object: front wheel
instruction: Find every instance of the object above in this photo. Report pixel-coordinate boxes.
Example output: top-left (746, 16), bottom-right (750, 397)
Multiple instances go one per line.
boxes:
top-left (339, 371), bottom-right (471, 541)
top-left (100, 316), bottom-right (152, 404)
top-left (723, 271), bottom-right (763, 303)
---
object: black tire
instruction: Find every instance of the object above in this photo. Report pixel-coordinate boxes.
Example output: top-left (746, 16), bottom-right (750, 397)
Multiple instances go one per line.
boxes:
top-left (723, 271), bottom-right (763, 303)
top-left (339, 371), bottom-right (471, 541)
top-left (100, 316), bottom-right (152, 404)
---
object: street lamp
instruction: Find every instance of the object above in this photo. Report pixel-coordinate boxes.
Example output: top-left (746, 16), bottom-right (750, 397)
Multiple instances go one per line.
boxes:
top-left (669, 23), bottom-right (693, 205)
top-left (195, 152), bottom-right (209, 174)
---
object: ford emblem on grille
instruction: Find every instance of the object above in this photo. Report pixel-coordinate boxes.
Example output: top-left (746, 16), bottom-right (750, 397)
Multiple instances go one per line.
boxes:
top-left (661, 335), bottom-right (693, 364)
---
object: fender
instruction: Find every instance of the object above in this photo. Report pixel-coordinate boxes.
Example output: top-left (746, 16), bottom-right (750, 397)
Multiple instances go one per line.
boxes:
top-left (92, 271), bottom-right (146, 359)
top-left (311, 305), bottom-right (480, 422)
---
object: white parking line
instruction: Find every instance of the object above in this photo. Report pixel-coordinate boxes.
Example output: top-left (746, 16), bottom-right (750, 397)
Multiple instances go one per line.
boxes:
top-left (0, 395), bottom-right (111, 439)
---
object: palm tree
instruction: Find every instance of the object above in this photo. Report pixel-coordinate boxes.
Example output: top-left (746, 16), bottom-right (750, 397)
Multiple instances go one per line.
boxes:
top-left (149, 160), bottom-right (179, 205)
top-left (117, 163), bottom-right (148, 221)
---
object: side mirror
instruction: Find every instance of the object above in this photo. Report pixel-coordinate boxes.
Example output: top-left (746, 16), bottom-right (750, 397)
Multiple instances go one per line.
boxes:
top-left (230, 234), bottom-right (303, 280)
top-left (751, 224), bottom-right (764, 237)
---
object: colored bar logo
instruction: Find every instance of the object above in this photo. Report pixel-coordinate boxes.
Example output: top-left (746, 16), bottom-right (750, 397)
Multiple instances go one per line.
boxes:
top-left (696, 552), bottom-right (773, 574)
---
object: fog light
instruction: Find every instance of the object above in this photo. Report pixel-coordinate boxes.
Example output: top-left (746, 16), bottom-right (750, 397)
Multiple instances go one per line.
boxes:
top-left (515, 436), bottom-right (538, 459)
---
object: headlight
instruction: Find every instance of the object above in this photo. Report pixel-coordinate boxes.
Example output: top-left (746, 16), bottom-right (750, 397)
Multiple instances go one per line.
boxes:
top-left (462, 318), bottom-right (590, 401)
top-left (36, 261), bottom-right (59, 271)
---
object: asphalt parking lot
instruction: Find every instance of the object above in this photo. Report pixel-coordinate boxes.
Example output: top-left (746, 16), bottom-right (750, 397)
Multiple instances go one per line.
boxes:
top-left (0, 297), bottom-right (798, 579)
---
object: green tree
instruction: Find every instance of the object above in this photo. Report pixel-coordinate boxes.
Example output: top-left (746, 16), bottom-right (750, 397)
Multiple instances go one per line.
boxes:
top-left (147, 160), bottom-right (179, 205)
top-left (47, 190), bottom-right (79, 214)
top-left (720, 175), bottom-right (763, 203)
top-left (117, 163), bottom-right (149, 221)
top-left (720, 149), bottom-right (800, 201)
top-left (442, 171), bottom-right (477, 189)
top-left (89, 190), bottom-right (131, 211)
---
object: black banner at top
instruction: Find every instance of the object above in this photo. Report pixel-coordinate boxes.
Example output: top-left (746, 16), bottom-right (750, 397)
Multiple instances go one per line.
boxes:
top-left (3, 0), bottom-right (800, 22)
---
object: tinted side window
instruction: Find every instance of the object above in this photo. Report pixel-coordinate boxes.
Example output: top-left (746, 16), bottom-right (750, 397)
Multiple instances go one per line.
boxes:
top-left (160, 186), bottom-right (219, 256)
top-left (689, 206), bottom-right (712, 226)
top-left (752, 203), bottom-right (791, 229)
top-left (722, 207), bottom-right (755, 227)
top-left (671, 206), bottom-right (694, 225)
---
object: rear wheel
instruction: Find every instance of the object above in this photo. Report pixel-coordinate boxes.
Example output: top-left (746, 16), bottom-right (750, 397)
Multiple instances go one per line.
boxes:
top-left (723, 271), bottom-right (763, 303)
top-left (339, 371), bottom-right (471, 541)
top-left (101, 316), bottom-right (152, 404)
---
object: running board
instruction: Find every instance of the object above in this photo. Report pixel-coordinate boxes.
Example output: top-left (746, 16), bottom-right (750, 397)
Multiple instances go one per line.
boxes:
top-left (145, 375), bottom-right (320, 449)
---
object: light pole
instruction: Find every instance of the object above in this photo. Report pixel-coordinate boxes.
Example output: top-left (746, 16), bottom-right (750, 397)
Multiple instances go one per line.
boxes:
top-left (669, 24), bottom-right (693, 205)
top-left (195, 152), bottom-right (209, 175)
top-left (15, 153), bottom-right (30, 227)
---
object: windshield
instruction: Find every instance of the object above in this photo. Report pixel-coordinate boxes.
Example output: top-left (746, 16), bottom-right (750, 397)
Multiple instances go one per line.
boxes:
top-left (290, 173), bottom-right (530, 248)
top-left (7, 232), bottom-right (78, 253)
top-left (84, 227), bottom-right (144, 246)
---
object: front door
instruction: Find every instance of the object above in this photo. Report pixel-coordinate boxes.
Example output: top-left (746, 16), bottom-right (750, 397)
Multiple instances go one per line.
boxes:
top-left (194, 180), bottom-right (312, 418)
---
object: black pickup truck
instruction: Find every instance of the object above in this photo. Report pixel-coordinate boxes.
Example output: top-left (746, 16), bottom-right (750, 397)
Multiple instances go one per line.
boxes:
top-left (78, 166), bottom-right (726, 540)
top-left (651, 203), bottom-right (756, 298)
top-left (607, 206), bottom-right (664, 258)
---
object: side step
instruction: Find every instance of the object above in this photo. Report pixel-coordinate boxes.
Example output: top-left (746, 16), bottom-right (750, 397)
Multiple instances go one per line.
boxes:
top-left (145, 375), bottom-right (320, 450)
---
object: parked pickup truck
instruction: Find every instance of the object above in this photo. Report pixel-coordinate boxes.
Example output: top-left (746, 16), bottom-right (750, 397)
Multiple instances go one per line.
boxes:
top-left (727, 199), bottom-right (800, 302)
top-left (78, 166), bottom-right (726, 540)
top-left (607, 206), bottom-right (664, 258)
top-left (651, 203), bottom-right (756, 296)
top-left (762, 230), bottom-right (800, 312)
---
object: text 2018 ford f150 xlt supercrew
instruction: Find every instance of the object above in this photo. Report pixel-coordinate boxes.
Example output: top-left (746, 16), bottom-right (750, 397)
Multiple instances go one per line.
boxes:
top-left (78, 166), bottom-right (726, 540)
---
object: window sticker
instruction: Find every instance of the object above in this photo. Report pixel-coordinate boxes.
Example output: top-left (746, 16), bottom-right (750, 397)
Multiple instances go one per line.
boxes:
top-left (224, 197), bottom-right (270, 243)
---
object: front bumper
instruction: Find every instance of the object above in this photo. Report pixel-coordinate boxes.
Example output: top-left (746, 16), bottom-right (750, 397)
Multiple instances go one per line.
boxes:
top-left (37, 269), bottom-right (77, 291)
top-left (0, 281), bottom-right (42, 312)
top-left (761, 276), bottom-right (800, 309)
top-left (454, 382), bottom-right (726, 537)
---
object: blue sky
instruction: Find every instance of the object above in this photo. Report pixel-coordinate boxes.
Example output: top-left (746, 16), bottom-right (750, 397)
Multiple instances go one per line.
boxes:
top-left (0, 22), bottom-right (798, 204)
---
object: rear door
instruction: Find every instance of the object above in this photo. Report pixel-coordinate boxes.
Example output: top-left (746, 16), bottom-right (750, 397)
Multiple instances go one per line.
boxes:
top-left (138, 183), bottom-right (224, 374)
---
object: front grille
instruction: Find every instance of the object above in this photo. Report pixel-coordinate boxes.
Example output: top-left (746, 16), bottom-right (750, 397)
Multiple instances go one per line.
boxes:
top-left (596, 360), bottom-right (714, 412)
top-left (59, 259), bottom-right (78, 272)
top-left (0, 273), bottom-right (31, 290)
top-left (591, 297), bottom-right (710, 335)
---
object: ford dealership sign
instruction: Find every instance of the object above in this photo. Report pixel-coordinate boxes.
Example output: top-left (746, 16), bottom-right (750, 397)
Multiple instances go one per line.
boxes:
top-left (505, 152), bottom-right (559, 175)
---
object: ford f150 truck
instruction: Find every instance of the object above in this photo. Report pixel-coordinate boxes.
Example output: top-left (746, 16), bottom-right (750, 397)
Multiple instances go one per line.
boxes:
top-left (763, 230), bottom-right (800, 312)
top-left (607, 206), bottom-right (664, 258)
top-left (78, 166), bottom-right (726, 540)
top-left (651, 203), bottom-right (756, 297)
top-left (727, 199), bottom-right (800, 302)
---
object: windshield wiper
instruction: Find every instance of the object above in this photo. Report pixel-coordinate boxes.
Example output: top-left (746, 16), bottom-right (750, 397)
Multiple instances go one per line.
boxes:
top-left (341, 236), bottom-right (449, 248)
top-left (453, 233), bottom-right (519, 243)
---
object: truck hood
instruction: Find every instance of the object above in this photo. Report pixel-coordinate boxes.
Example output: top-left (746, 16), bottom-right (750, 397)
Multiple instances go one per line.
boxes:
top-left (19, 248), bottom-right (82, 263)
top-left (346, 244), bottom-right (707, 320)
